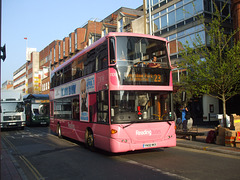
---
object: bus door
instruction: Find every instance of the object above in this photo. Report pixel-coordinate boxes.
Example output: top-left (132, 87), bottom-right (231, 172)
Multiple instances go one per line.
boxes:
top-left (97, 90), bottom-right (109, 123)
top-left (89, 93), bottom-right (97, 123)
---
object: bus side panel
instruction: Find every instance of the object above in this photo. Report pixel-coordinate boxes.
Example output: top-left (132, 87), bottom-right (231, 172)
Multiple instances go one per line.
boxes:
top-left (96, 70), bottom-right (109, 92)
top-left (92, 124), bottom-right (111, 151)
top-left (50, 117), bottom-right (57, 133)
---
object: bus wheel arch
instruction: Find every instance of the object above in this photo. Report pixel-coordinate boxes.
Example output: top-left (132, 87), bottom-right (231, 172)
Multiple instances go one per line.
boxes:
top-left (85, 128), bottom-right (94, 150)
top-left (57, 123), bottom-right (62, 138)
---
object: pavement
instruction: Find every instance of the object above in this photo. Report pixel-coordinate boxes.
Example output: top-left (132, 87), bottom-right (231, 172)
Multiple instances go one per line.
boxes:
top-left (1, 140), bottom-right (25, 180)
top-left (1, 126), bottom-right (240, 180)
top-left (176, 126), bottom-right (240, 156)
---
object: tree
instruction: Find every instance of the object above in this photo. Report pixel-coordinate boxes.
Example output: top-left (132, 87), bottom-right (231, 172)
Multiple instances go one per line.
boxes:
top-left (178, 1), bottom-right (240, 127)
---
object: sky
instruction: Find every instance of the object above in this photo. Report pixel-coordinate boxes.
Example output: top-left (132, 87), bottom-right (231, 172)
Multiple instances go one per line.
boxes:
top-left (1, 0), bottom-right (143, 85)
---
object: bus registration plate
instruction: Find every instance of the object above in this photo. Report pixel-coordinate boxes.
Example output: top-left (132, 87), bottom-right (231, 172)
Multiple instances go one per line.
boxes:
top-left (143, 143), bottom-right (157, 148)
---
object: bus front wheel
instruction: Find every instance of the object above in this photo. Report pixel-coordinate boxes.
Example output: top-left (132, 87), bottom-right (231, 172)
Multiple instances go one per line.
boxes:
top-left (85, 129), bottom-right (94, 151)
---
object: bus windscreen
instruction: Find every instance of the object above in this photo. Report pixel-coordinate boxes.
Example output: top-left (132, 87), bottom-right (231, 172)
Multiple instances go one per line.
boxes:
top-left (115, 36), bottom-right (170, 85)
top-left (110, 91), bottom-right (172, 124)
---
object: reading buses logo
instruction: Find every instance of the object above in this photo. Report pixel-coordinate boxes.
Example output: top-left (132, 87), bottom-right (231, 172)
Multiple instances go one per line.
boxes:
top-left (110, 73), bottom-right (117, 77)
top-left (136, 130), bottom-right (152, 136)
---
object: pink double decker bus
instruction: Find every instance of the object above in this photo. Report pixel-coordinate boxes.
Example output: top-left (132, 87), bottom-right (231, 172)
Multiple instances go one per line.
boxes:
top-left (50, 32), bottom-right (176, 153)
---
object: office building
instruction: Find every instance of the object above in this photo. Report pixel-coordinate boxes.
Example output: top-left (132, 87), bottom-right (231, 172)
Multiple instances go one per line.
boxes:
top-left (231, 0), bottom-right (240, 41)
top-left (2, 80), bottom-right (13, 90)
top-left (145, 0), bottom-right (233, 124)
top-left (13, 63), bottom-right (27, 92)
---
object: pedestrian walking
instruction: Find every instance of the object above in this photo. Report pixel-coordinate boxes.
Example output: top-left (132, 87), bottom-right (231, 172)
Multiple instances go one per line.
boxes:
top-left (181, 104), bottom-right (190, 131)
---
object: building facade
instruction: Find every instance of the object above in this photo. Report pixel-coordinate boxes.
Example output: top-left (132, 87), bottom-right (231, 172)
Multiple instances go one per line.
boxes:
top-left (231, 0), bottom-right (240, 41)
top-left (144, 0), bottom-right (237, 124)
top-left (146, 0), bottom-right (232, 65)
top-left (13, 63), bottom-right (27, 92)
top-left (2, 80), bottom-right (13, 90)
top-left (26, 52), bottom-right (40, 94)
top-left (39, 7), bottom-right (142, 95)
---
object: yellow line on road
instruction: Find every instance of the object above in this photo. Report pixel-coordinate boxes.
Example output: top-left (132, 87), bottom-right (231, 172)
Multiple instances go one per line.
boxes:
top-left (19, 155), bottom-right (43, 180)
top-left (2, 135), bottom-right (44, 180)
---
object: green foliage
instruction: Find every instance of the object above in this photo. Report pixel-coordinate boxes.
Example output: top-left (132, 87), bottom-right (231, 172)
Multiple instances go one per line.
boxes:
top-left (178, 0), bottom-right (240, 126)
top-left (173, 83), bottom-right (193, 107)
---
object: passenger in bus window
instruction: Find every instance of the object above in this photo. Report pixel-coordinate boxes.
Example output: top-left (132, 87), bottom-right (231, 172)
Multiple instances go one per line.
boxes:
top-left (148, 56), bottom-right (161, 68)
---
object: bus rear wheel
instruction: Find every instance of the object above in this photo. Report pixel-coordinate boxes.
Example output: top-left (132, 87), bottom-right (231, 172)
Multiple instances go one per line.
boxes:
top-left (85, 129), bottom-right (94, 151)
top-left (57, 124), bottom-right (62, 138)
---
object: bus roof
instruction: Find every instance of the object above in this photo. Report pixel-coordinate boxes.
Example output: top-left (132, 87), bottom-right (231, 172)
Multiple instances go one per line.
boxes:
top-left (52, 32), bottom-right (168, 74)
top-left (107, 32), bottom-right (168, 42)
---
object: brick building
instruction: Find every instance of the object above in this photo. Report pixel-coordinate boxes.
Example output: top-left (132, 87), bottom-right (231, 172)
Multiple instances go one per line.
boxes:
top-left (26, 51), bottom-right (40, 94)
top-left (39, 7), bottom-right (142, 95)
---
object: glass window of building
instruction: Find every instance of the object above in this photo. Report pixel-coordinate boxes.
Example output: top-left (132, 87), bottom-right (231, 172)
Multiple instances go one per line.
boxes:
top-left (69, 35), bottom-right (72, 53)
top-left (153, 12), bottom-right (159, 18)
top-left (176, 1), bottom-right (183, 8)
top-left (153, 18), bottom-right (160, 31)
top-left (161, 14), bottom-right (167, 28)
top-left (185, 26), bottom-right (195, 35)
top-left (194, 0), bottom-right (204, 13)
top-left (153, 0), bottom-right (159, 5)
top-left (169, 34), bottom-right (176, 41)
top-left (63, 40), bottom-right (65, 57)
top-left (184, 0), bottom-right (192, 4)
top-left (196, 31), bottom-right (205, 44)
top-left (119, 18), bottom-right (123, 32)
top-left (168, 11), bottom-right (176, 26)
top-left (75, 32), bottom-right (77, 49)
top-left (184, 3), bottom-right (194, 19)
top-left (160, 9), bottom-right (167, 15)
top-left (177, 31), bottom-right (185, 38)
top-left (168, 5), bottom-right (174, 11)
top-left (185, 34), bottom-right (194, 48)
top-left (176, 7), bottom-right (184, 22)
top-left (204, 0), bottom-right (212, 12)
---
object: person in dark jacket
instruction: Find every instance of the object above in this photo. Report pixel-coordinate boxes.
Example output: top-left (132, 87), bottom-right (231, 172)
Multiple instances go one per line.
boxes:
top-left (182, 105), bottom-right (190, 131)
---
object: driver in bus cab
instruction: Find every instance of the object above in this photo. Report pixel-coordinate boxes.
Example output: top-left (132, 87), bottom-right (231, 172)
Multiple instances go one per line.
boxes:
top-left (148, 56), bottom-right (161, 68)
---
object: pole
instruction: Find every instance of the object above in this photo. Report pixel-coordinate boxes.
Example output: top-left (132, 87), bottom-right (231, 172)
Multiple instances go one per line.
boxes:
top-left (143, 0), bottom-right (146, 34)
top-left (148, 0), bottom-right (152, 35)
top-left (0, 0), bottom-right (2, 136)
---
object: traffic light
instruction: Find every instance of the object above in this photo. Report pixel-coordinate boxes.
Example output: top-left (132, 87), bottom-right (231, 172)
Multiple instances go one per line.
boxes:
top-left (1, 44), bottom-right (6, 61)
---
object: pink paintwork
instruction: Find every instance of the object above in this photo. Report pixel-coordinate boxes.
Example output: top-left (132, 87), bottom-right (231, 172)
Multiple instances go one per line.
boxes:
top-left (50, 32), bottom-right (176, 153)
